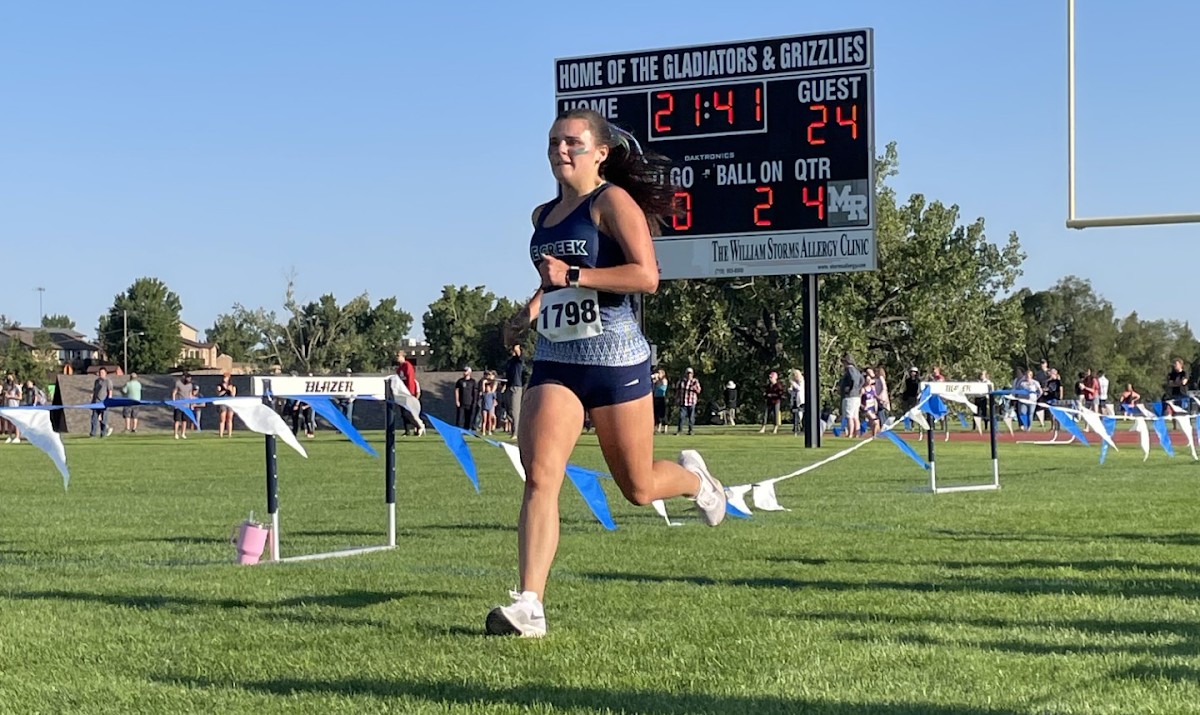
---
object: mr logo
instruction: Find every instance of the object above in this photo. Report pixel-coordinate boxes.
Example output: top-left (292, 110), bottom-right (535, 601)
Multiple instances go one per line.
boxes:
top-left (827, 180), bottom-right (870, 227)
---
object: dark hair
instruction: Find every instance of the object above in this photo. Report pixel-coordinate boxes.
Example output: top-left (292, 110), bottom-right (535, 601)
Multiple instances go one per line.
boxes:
top-left (555, 108), bottom-right (679, 230)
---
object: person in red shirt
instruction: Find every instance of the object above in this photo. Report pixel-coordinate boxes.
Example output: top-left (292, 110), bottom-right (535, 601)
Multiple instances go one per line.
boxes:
top-left (393, 350), bottom-right (424, 436)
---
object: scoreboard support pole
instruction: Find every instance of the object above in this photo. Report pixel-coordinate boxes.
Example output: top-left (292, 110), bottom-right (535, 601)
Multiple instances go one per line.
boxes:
top-left (802, 274), bottom-right (821, 448)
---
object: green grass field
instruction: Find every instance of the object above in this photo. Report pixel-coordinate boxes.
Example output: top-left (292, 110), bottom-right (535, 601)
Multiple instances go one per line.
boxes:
top-left (2, 427), bottom-right (1200, 714)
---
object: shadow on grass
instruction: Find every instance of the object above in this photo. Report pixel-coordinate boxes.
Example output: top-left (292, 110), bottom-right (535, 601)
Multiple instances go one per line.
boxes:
top-left (286, 529), bottom-right (384, 539)
top-left (580, 571), bottom-right (1200, 600)
top-left (781, 608), bottom-right (1200, 666)
top-left (929, 529), bottom-right (1200, 547)
top-left (1119, 663), bottom-right (1200, 683)
top-left (766, 555), bottom-right (1200, 574)
top-left (137, 535), bottom-right (225, 545)
top-left (155, 675), bottom-right (1021, 714)
top-left (4, 589), bottom-right (458, 612)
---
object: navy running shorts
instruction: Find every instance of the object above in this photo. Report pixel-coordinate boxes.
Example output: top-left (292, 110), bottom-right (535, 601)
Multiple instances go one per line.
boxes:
top-left (527, 358), bottom-right (653, 410)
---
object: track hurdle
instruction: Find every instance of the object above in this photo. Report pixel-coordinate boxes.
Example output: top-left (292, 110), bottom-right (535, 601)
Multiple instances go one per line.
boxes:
top-left (922, 382), bottom-right (1001, 494)
top-left (253, 377), bottom-right (398, 563)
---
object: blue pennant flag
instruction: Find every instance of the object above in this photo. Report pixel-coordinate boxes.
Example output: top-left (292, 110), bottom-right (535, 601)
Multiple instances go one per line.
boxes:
top-left (301, 395), bottom-right (377, 457)
top-left (564, 464), bottom-right (616, 530)
top-left (926, 395), bottom-right (948, 421)
top-left (1152, 402), bottom-right (1164, 417)
top-left (1047, 405), bottom-right (1090, 446)
top-left (1152, 417), bottom-right (1175, 457)
top-left (903, 415), bottom-right (912, 430)
top-left (1100, 416), bottom-right (1117, 464)
top-left (882, 430), bottom-right (929, 470)
top-left (726, 499), bottom-right (751, 519)
top-left (956, 411), bottom-right (970, 428)
top-left (164, 400), bottom-right (200, 428)
top-left (426, 414), bottom-right (480, 492)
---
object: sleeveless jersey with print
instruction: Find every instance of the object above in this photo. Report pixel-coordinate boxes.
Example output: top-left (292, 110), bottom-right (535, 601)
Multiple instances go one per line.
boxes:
top-left (529, 184), bottom-right (651, 367)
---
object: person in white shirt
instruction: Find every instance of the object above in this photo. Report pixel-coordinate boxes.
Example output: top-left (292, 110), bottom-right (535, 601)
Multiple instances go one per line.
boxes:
top-left (1097, 370), bottom-right (1111, 415)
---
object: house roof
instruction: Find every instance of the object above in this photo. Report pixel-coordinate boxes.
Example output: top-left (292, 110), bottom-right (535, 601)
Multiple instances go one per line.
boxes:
top-left (0, 327), bottom-right (100, 352)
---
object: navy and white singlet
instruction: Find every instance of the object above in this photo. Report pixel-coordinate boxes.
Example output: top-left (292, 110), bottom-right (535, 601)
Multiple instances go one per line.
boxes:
top-left (529, 183), bottom-right (652, 368)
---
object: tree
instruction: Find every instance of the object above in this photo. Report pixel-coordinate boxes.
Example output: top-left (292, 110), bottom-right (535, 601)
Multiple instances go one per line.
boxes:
top-left (1016, 276), bottom-right (1118, 381)
top-left (423, 285), bottom-right (516, 371)
top-left (222, 277), bottom-right (415, 374)
top-left (0, 332), bottom-right (57, 383)
top-left (206, 313), bottom-right (261, 364)
top-left (98, 278), bottom-right (184, 373)
top-left (352, 297), bottom-right (414, 372)
top-left (41, 314), bottom-right (75, 330)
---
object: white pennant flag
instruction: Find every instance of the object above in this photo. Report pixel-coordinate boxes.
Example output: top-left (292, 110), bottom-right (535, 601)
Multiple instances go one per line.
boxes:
top-left (752, 482), bottom-right (790, 511)
top-left (0, 408), bottom-right (69, 488)
top-left (908, 410), bottom-right (930, 431)
top-left (220, 398), bottom-right (308, 457)
top-left (726, 485), bottom-right (753, 516)
top-left (385, 375), bottom-right (423, 424)
top-left (498, 440), bottom-right (526, 481)
top-left (1134, 418), bottom-right (1150, 461)
top-left (1174, 415), bottom-right (1198, 461)
top-left (650, 499), bottom-right (682, 526)
top-left (938, 391), bottom-right (978, 414)
top-left (1079, 409), bottom-right (1118, 452)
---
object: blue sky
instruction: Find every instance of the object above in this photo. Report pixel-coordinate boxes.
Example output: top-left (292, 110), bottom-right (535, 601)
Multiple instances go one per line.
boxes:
top-left (2, 1), bottom-right (1196, 343)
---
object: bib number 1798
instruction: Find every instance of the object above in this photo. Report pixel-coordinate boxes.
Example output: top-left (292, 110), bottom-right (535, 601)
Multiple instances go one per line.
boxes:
top-left (536, 288), bottom-right (603, 342)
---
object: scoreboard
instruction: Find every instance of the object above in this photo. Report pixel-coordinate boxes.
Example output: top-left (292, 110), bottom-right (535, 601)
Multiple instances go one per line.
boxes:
top-left (555, 30), bottom-right (876, 279)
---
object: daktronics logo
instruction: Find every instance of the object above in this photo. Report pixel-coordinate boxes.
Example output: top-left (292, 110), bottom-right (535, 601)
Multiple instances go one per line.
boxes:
top-left (827, 180), bottom-right (870, 226)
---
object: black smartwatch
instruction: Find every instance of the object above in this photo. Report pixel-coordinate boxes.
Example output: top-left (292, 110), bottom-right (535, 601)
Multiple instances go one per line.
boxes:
top-left (567, 265), bottom-right (581, 288)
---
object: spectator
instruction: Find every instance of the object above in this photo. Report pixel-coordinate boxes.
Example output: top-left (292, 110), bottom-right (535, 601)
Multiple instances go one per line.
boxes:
top-left (393, 352), bottom-right (424, 436)
top-left (875, 365), bottom-right (891, 426)
top-left (759, 371), bottom-right (785, 434)
top-left (291, 399), bottom-right (315, 438)
top-left (3, 373), bottom-right (22, 443)
top-left (1081, 368), bottom-right (1100, 413)
top-left (838, 354), bottom-right (865, 438)
top-left (723, 380), bottom-right (738, 426)
top-left (481, 372), bottom-right (499, 436)
top-left (1097, 370), bottom-right (1111, 415)
top-left (122, 372), bottom-right (143, 433)
top-left (675, 367), bottom-right (701, 436)
top-left (652, 369), bottom-right (670, 434)
top-left (91, 367), bottom-right (113, 438)
top-left (454, 367), bottom-right (478, 430)
top-left (1119, 383), bottom-right (1141, 412)
top-left (171, 372), bottom-right (192, 440)
top-left (901, 367), bottom-right (921, 423)
top-left (190, 384), bottom-right (205, 435)
top-left (862, 366), bottom-right (880, 437)
top-left (1035, 359), bottom-right (1051, 389)
top-left (1014, 369), bottom-right (1042, 431)
top-left (973, 370), bottom-right (993, 425)
top-left (788, 369), bottom-right (805, 436)
top-left (216, 372), bottom-right (236, 437)
top-left (1043, 369), bottom-right (1063, 431)
top-left (505, 344), bottom-right (526, 439)
top-left (1166, 357), bottom-right (1189, 415)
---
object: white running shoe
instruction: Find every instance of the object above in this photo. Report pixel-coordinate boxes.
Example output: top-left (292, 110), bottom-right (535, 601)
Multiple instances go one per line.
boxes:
top-left (105, 427), bottom-right (113, 437)
top-left (12, 437), bottom-right (19, 444)
top-left (486, 590), bottom-right (547, 637)
top-left (679, 450), bottom-right (727, 526)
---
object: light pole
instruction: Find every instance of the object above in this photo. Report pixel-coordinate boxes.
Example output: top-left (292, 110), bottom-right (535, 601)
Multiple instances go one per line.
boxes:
top-left (122, 310), bottom-right (144, 375)
top-left (35, 287), bottom-right (45, 325)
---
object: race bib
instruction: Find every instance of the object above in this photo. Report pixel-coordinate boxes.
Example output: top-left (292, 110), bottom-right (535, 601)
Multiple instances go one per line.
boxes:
top-left (536, 287), bottom-right (603, 342)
